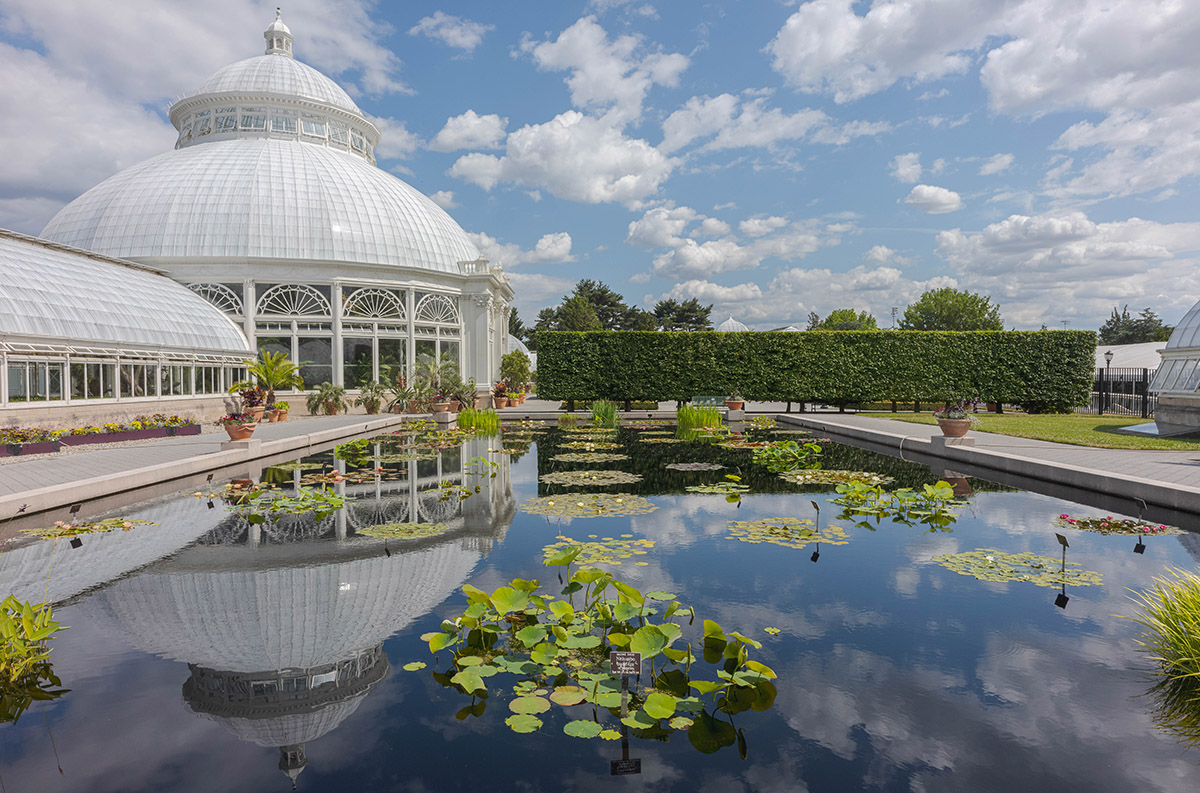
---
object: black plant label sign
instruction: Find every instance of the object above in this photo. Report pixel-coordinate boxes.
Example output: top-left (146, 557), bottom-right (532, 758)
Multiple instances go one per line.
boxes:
top-left (610, 651), bottom-right (641, 676)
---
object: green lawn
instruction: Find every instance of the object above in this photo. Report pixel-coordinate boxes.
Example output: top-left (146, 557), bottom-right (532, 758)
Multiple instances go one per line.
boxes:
top-left (860, 412), bottom-right (1200, 451)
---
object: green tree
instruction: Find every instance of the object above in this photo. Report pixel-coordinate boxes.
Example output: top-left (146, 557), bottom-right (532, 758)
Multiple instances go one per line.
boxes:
top-left (807, 308), bottom-right (878, 331)
top-left (653, 298), bottom-right (714, 331)
top-left (624, 308), bottom-right (659, 331)
top-left (1099, 305), bottom-right (1174, 344)
top-left (572, 280), bottom-right (631, 329)
top-left (556, 294), bottom-right (603, 331)
top-left (509, 308), bottom-right (528, 341)
top-left (499, 350), bottom-right (531, 388)
top-left (899, 288), bottom-right (1003, 331)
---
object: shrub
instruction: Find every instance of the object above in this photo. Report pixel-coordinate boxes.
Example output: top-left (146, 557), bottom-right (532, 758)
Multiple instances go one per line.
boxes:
top-left (591, 399), bottom-right (618, 427)
top-left (534, 330), bottom-right (1095, 407)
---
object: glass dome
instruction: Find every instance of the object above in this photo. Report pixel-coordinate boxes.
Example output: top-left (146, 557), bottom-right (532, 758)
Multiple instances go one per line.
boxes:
top-left (1151, 298), bottom-right (1200, 394)
top-left (187, 55), bottom-right (362, 115)
top-left (716, 315), bottom-right (750, 332)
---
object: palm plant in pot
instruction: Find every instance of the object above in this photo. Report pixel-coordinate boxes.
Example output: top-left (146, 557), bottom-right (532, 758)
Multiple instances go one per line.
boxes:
top-left (354, 381), bottom-right (388, 415)
top-left (933, 398), bottom-right (978, 437)
top-left (216, 412), bottom-right (258, 441)
top-left (230, 351), bottom-right (304, 409)
top-left (306, 382), bottom-right (348, 416)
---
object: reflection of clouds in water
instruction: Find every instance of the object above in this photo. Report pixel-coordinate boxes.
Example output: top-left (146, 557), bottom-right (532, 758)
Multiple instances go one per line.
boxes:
top-left (773, 634), bottom-right (1200, 792)
top-left (894, 565), bottom-right (920, 597)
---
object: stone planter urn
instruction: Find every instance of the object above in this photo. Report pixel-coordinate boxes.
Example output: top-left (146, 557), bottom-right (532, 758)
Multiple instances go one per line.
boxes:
top-left (936, 418), bottom-right (971, 438)
top-left (726, 399), bottom-right (745, 410)
top-left (224, 422), bottom-right (257, 441)
top-left (433, 401), bottom-right (451, 413)
top-left (247, 406), bottom-right (266, 421)
top-left (495, 397), bottom-right (509, 409)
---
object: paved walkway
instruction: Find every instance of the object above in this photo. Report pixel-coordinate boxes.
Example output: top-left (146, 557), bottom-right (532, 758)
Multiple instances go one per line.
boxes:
top-left (0, 413), bottom-right (408, 517)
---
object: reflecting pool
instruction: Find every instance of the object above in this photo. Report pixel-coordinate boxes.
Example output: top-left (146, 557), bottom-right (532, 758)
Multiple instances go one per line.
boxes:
top-left (2, 422), bottom-right (1199, 792)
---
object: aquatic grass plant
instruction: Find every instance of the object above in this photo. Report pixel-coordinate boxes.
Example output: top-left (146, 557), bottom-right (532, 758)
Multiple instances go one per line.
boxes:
top-left (458, 407), bottom-right (500, 435)
top-left (677, 404), bottom-right (722, 432)
top-left (591, 400), bottom-right (619, 428)
top-left (0, 596), bottom-right (68, 724)
top-left (416, 549), bottom-right (780, 754)
top-left (1128, 569), bottom-right (1200, 747)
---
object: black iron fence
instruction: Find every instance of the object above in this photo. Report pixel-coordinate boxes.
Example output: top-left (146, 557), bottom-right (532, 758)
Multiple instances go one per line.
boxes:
top-left (1077, 367), bottom-right (1156, 417)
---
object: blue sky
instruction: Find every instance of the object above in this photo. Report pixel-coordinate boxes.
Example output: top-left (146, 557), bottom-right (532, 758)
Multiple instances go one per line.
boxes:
top-left (2, 0), bottom-right (1199, 329)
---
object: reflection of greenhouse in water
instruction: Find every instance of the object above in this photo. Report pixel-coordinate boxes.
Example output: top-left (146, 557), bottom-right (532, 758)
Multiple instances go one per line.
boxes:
top-left (3, 439), bottom-right (513, 787)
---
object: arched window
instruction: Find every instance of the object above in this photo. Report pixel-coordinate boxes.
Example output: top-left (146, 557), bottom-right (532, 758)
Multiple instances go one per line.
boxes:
top-left (188, 283), bottom-right (243, 315)
top-left (415, 293), bottom-right (459, 325)
top-left (343, 288), bottom-right (405, 320)
top-left (256, 284), bottom-right (331, 317)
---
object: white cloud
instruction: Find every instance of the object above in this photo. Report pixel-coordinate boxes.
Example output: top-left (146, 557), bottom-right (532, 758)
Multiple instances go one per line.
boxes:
top-left (738, 216), bottom-right (789, 237)
top-left (979, 152), bottom-right (1015, 175)
top-left (519, 16), bottom-right (688, 126)
top-left (904, 184), bottom-right (964, 213)
top-left (626, 205), bottom-right (699, 247)
top-left (693, 217), bottom-right (731, 237)
top-left (427, 190), bottom-right (458, 209)
top-left (366, 115), bottom-right (421, 160)
top-left (930, 157), bottom-right (947, 174)
top-left (766, 0), bottom-right (1008, 103)
top-left (449, 111), bottom-right (676, 207)
top-left (408, 12), bottom-right (493, 53)
top-left (890, 152), bottom-right (922, 183)
top-left (467, 231), bottom-right (575, 267)
top-left (428, 110), bottom-right (508, 152)
top-left (863, 244), bottom-right (898, 264)
top-left (934, 211), bottom-right (1200, 326)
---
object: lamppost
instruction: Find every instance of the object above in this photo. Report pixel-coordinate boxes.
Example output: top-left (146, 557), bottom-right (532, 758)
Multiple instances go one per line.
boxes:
top-left (1101, 349), bottom-right (1114, 414)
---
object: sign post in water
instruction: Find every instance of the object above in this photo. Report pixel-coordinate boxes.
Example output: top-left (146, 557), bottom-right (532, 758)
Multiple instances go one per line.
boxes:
top-left (609, 651), bottom-right (642, 776)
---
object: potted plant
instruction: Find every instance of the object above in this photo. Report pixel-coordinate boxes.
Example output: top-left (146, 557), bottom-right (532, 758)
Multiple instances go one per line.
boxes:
top-left (507, 391), bottom-right (522, 406)
top-left (726, 390), bottom-right (745, 411)
top-left (239, 386), bottom-right (266, 421)
top-left (354, 381), bottom-right (388, 415)
top-left (432, 393), bottom-right (452, 413)
top-left (493, 381), bottom-right (509, 409)
top-left (216, 412), bottom-right (258, 441)
top-left (305, 382), bottom-right (348, 416)
top-left (274, 400), bottom-right (290, 421)
top-left (229, 351), bottom-right (304, 409)
top-left (933, 399), bottom-right (977, 437)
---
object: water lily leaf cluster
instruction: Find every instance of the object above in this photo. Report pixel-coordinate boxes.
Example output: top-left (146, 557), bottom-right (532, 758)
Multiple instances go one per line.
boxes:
top-left (542, 534), bottom-right (655, 566)
top-left (539, 470), bottom-right (644, 487)
top-left (358, 522), bottom-right (450, 541)
top-left (665, 462), bottom-right (726, 472)
top-left (222, 484), bottom-right (348, 523)
top-left (727, 517), bottom-right (849, 549)
top-left (1055, 515), bottom-right (1180, 536)
top-left (718, 439), bottom-right (771, 450)
top-left (416, 552), bottom-right (779, 752)
top-left (561, 440), bottom-right (623, 450)
top-left (637, 430), bottom-right (675, 436)
top-left (833, 480), bottom-right (965, 531)
top-left (751, 440), bottom-right (823, 473)
top-left (640, 437), bottom-right (685, 444)
top-left (266, 461), bottom-right (323, 472)
top-left (685, 474), bottom-right (749, 502)
top-left (932, 549), bottom-right (1103, 587)
top-left (21, 517), bottom-right (156, 539)
top-left (779, 470), bottom-right (894, 487)
top-left (552, 452), bottom-right (631, 463)
top-left (519, 493), bottom-right (658, 519)
top-left (749, 416), bottom-right (777, 430)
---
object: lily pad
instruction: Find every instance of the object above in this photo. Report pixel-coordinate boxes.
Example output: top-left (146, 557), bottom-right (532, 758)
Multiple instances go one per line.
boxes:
top-left (779, 470), bottom-right (894, 487)
top-left (402, 662), bottom-right (426, 671)
top-left (357, 522), bottom-right (449, 540)
top-left (505, 714), bottom-right (543, 733)
top-left (552, 452), bottom-right (631, 463)
top-left (1055, 514), bottom-right (1180, 536)
top-left (932, 548), bottom-right (1104, 587)
top-left (643, 691), bottom-right (677, 719)
top-left (564, 719), bottom-right (604, 738)
top-left (520, 493), bottom-right (658, 519)
top-left (561, 440), bottom-right (623, 450)
top-left (686, 481), bottom-right (749, 494)
top-left (640, 437), bottom-right (685, 444)
top-left (543, 534), bottom-right (655, 566)
top-left (665, 462), bottom-right (726, 471)
top-left (539, 469), bottom-right (644, 487)
top-left (669, 715), bottom-right (695, 729)
top-left (599, 728), bottom-right (622, 740)
top-left (509, 696), bottom-right (551, 715)
top-left (550, 686), bottom-right (588, 706)
top-left (22, 517), bottom-right (156, 539)
top-left (727, 517), bottom-right (850, 549)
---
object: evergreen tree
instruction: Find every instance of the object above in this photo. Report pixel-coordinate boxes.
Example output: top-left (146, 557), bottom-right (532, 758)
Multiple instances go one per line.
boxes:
top-left (624, 308), bottom-right (659, 331)
top-left (508, 307), bottom-right (527, 340)
top-left (1098, 305), bottom-right (1174, 344)
top-left (899, 288), bottom-right (1003, 331)
top-left (556, 294), bottom-right (603, 331)
top-left (653, 298), bottom-right (713, 331)
top-left (572, 280), bottom-right (630, 330)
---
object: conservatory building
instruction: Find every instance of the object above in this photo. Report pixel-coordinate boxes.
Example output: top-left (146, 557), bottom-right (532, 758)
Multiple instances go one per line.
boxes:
top-left (36, 11), bottom-right (512, 406)
top-left (1151, 298), bottom-right (1200, 432)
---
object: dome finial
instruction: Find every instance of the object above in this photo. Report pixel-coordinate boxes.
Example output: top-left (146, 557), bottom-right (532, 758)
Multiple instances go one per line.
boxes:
top-left (264, 8), bottom-right (294, 57)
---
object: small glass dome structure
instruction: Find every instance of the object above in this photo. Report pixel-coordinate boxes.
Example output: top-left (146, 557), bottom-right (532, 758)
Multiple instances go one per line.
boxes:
top-left (0, 229), bottom-right (250, 409)
top-left (1152, 299), bottom-right (1200, 395)
top-left (38, 12), bottom-right (512, 402)
top-left (716, 315), bottom-right (750, 333)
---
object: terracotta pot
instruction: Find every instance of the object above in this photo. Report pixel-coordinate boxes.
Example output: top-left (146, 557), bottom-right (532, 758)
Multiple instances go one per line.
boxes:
top-left (936, 418), bottom-right (971, 438)
top-left (517, 394), bottom-right (526, 404)
top-left (264, 409), bottom-right (277, 423)
top-left (449, 400), bottom-right (461, 412)
top-left (278, 410), bottom-right (289, 422)
top-left (945, 476), bottom-right (974, 498)
top-left (248, 406), bottom-right (265, 421)
top-left (495, 397), bottom-right (509, 408)
top-left (726, 400), bottom-right (745, 410)
top-left (224, 422), bottom-right (257, 441)
top-left (433, 402), bottom-right (451, 413)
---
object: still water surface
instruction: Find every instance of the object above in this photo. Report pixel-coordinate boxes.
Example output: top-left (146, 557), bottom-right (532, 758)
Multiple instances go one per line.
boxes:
top-left (1, 424), bottom-right (1198, 792)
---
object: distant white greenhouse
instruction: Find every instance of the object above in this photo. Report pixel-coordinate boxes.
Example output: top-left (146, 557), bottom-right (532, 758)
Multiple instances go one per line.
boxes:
top-left (716, 316), bottom-right (750, 333)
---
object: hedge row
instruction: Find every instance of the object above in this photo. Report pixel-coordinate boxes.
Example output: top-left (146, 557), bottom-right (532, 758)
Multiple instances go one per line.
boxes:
top-left (534, 330), bottom-right (1097, 408)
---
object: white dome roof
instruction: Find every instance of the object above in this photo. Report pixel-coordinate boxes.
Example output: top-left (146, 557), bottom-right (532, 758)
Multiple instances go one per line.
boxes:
top-left (0, 229), bottom-right (249, 354)
top-left (40, 139), bottom-right (482, 273)
top-left (189, 55), bottom-right (361, 115)
top-left (716, 315), bottom-right (750, 333)
top-left (1165, 299), bottom-right (1200, 350)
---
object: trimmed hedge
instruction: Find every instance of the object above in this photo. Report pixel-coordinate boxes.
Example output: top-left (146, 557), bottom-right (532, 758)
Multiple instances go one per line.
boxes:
top-left (534, 330), bottom-right (1096, 408)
